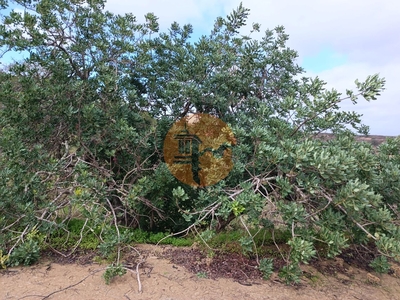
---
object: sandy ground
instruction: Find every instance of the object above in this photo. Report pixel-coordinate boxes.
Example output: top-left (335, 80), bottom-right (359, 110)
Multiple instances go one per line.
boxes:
top-left (1, 245), bottom-right (400, 300)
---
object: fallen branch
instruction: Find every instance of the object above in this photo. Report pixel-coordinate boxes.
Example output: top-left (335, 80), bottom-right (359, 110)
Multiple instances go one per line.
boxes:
top-left (124, 260), bottom-right (145, 293)
top-left (156, 202), bottom-right (221, 245)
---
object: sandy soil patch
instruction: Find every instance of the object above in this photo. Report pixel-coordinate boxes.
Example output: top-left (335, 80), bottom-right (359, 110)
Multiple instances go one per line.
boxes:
top-left (1, 245), bottom-right (400, 300)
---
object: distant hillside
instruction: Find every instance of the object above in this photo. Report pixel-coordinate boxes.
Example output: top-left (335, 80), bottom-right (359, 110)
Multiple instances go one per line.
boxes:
top-left (317, 133), bottom-right (398, 147)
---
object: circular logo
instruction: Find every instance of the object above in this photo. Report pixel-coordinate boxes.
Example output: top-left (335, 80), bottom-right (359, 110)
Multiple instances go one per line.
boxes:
top-left (163, 113), bottom-right (236, 187)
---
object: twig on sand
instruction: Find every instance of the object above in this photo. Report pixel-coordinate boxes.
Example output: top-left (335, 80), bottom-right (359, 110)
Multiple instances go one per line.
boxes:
top-left (124, 259), bottom-right (145, 293)
top-left (18, 259), bottom-right (146, 300)
top-left (18, 268), bottom-right (106, 300)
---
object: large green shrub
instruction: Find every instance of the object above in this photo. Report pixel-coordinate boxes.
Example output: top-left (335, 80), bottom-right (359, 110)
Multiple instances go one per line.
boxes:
top-left (0, 0), bottom-right (399, 283)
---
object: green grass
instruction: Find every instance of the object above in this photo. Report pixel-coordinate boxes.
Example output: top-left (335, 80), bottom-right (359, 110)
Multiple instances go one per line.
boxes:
top-left (196, 228), bottom-right (292, 255)
top-left (120, 228), bottom-right (193, 246)
top-left (47, 218), bottom-right (193, 253)
top-left (46, 218), bottom-right (291, 261)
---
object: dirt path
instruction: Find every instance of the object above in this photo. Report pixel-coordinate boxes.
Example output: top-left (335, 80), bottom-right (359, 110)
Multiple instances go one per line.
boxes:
top-left (1, 245), bottom-right (400, 300)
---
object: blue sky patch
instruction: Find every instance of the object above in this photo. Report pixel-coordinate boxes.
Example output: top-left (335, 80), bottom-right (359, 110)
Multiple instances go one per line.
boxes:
top-left (301, 47), bottom-right (347, 73)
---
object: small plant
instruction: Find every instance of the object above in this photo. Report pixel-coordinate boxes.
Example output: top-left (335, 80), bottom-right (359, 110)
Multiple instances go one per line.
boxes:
top-left (259, 258), bottom-right (274, 279)
top-left (206, 230), bottom-right (243, 248)
top-left (79, 235), bottom-right (100, 250)
top-left (9, 240), bottom-right (40, 267)
top-left (98, 238), bottom-right (119, 258)
top-left (278, 264), bottom-right (302, 285)
top-left (309, 274), bottom-right (320, 284)
top-left (103, 264), bottom-right (127, 284)
top-left (369, 255), bottom-right (390, 274)
top-left (0, 250), bottom-right (9, 269)
top-left (196, 271), bottom-right (208, 278)
top-left (169, 237), bottom-right (193, 247)
top-left (199, 229), bottom-right (215, 243)
top-left (287, 237), bottom-right (316, 264)
top-left (239, 236), bottom-right (254, 254)
top-left (206, 250), bottom-right (216, 258)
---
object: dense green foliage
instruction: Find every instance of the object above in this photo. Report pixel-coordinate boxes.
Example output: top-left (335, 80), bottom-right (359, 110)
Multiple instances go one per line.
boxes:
top-left (1, 0), bottom-right (399, 282)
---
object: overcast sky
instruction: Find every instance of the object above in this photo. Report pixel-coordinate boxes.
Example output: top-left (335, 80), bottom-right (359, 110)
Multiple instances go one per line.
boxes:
top-left (1, 1), bottom-right (399, 135)
top-left (105, 0), bottom-right (399, 136)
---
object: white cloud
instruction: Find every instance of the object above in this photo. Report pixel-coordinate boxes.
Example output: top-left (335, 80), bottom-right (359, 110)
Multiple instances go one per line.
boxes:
top-left (306, 62), bottom-right (400, 136)
top-left (231, 0), bottom-right (400, 63)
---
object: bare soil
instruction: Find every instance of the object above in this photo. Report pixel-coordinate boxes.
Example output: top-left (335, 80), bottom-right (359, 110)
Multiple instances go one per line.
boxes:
top-left (2, 244), bottom-right (400, 300)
